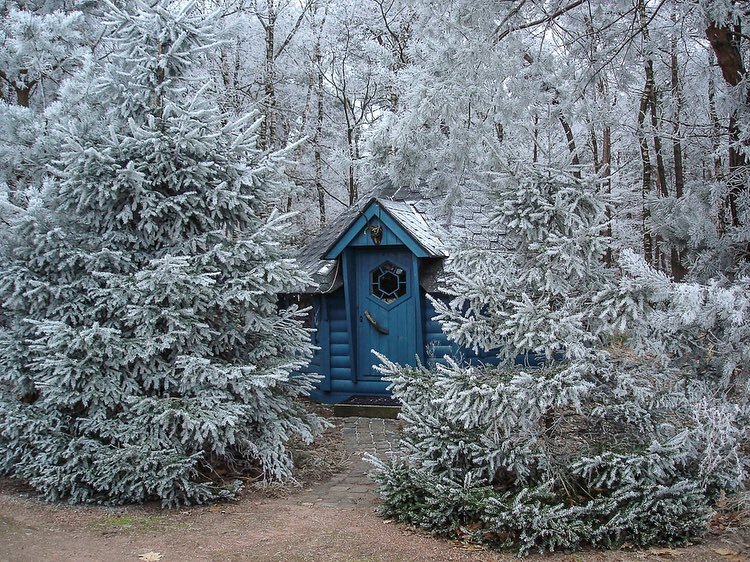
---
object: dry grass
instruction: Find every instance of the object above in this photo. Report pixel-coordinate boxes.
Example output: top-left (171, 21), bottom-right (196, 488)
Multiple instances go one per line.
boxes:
top-left (249, 404), bottom-right (350, 498)
top-left (710, 491), bottom-right (750, 535)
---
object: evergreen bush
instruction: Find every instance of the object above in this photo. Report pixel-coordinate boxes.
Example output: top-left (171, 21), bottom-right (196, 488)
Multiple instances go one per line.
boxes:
top-left (369, 165), bottom-right (747, 554)
top-left (0, 0), bottom-right (324, 506)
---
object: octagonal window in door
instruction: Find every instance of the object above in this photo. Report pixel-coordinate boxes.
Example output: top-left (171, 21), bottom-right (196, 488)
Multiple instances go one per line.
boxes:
top-left (371, 261), bottom-right (407, 304)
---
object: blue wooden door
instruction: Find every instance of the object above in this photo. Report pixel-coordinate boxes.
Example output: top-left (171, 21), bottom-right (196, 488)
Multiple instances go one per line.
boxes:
top-left (355, 248), bottom-right (418, 380)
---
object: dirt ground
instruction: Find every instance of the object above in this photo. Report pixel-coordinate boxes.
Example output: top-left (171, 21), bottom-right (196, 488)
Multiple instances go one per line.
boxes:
top-left (1, 417), bottom-right (749, 562)
top-left (1, 484), bottom-right (749, 562)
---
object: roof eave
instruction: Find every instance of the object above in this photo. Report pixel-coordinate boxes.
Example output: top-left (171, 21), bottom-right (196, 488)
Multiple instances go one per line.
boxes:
top-left (321, 198), bottom-right (443, 260)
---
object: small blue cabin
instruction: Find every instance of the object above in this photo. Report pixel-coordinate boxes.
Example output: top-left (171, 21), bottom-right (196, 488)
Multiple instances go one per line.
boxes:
top-left (292, 183), bottom-right (498, 404)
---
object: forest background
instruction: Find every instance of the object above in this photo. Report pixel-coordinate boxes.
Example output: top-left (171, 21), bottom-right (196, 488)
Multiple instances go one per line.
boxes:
top-left (2, 0), bottom-right (747, 264)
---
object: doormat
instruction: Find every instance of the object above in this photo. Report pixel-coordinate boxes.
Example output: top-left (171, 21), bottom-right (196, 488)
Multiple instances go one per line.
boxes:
top-left (340, 395), bottom-right (401, 407)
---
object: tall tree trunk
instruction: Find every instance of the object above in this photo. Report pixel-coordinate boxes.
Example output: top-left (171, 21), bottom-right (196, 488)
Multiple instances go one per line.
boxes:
top-left (259, 1), bottom-right (277, 150)
top-left (286, 70), bottom-right (315, 213)
top-left (346, 126), bottom-right (357, 204)
top-left (585, 11), bottom-right (613, 267)
top-left (11, 69), bottom-right (34, 108)
top-left (706, 22), bottom-right (750, 228)
top-left (707, 52), bottom-right (727, 233)
top-left (559, 115), bottom-right (581, 178)
top-left (338, 47), bottom-right (357, 205)
top-left (590, 121), bottom-right (614, 266)
top-left (15, 85), bottom-right (30, 108)
top-left (313, 35), bottom-right (326, 225)
top-left (218, 39), bottom-right (242, 119)
top-left (602, 125), bottom-right (613, 266)
top-left (639, 0), bottom-right (667, 270)
top-left (646, 65), bottom-right (668, 199)
top-left (670, 10), bottom-right (687, 281)
top-left (590, 126), bottom-right (600, 173)
top-left (638, 80), bottom-right (653, 265)
top-left (373, 0), bottom-right (411, 110)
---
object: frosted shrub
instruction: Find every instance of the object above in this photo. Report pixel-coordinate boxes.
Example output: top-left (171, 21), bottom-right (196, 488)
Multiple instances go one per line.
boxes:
top-left (0, 1), bottom-right (324, 506)
top-left (371, 356), bottom-right (714, 554)
top-left (370, 166), bottom-right (746, 554)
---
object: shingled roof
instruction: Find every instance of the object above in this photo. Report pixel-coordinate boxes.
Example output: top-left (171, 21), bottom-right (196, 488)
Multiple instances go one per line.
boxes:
top-left (293, 180), bottom-right (450, 293)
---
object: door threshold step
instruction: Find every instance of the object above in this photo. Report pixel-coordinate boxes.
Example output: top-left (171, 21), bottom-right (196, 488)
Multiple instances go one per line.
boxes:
top-left (333, 403), bottom-right (400, 419)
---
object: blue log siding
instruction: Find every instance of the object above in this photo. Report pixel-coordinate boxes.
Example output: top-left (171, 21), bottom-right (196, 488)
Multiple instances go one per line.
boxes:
top-left (308, 289), bottom-right (488, 402)
top-left (327, 289), bottom-right (353, 392)
top-left (298, 296), bottom-right (322, 375)
top-left (306, 286), bottom-right (540, 402)
top-left (318, 296), bottom-right (331, 392)
top-left (422, 291), bottom-right (456, 368)
top-left (308, 287), bottom-right (391, 402)
top-left (421, 292), bottom-right (548, 369)
top-left (341, 249), bottom-right (358, 382)
top-left (421, 291), bottom-right (500, 368)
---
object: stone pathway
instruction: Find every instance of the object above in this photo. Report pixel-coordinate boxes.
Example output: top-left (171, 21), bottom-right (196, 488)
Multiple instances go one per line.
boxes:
top-left (300, 417), bottom-right (400, 508)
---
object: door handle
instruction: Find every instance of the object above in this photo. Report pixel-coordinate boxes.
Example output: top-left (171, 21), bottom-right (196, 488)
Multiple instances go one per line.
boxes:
top-left (364, 309), bottom-right (389, 335)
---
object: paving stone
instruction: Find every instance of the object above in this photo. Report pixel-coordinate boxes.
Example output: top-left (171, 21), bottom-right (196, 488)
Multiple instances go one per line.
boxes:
top-left (298, 416), bottom-right (400, 507)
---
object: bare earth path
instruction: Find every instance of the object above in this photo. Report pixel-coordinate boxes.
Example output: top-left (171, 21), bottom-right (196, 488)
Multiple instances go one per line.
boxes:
top-left (1, 417), bottom-right (749, 562)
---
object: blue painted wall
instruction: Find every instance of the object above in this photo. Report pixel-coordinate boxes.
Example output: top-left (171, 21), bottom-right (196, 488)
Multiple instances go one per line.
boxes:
top-left (302, 200), bottom-right (544, 403)
top-left (308, 288), bottom-right (390, 403)
top-left (422, 292), bottom-right (501, 368)
top-left (309, 286), bottom-right (496, 403)
top-left (306, 286), bottom-right (545, 403)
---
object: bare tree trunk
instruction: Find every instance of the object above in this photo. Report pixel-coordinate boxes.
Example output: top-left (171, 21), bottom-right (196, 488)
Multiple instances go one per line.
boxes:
top-left (707, 52), bottom-right (727, 233)
top-left (495, 122), bottom-right (504, 143)
top-left (706, 22), bottom-right (750, 228)
top-left (520, 51), bottom-right (580, 173)
top-left (638, 84), bottom-right (653, 265)
top-left (15, 85), bottom-right (30, 108)
top-left (258, 1), bottom-right (277, 150)
top-left (640, 0), bottom-right (687, 271)
top-left (638, 0), bottom-right (667, 269)
top-left (590, 121), bottom-right (613, 266)
top-left (602, 125), bottom-right (613, 266)
top-left (219, 47), bottom-right (231, 109)
top-left (647, 71), bottom-right (667, 199)
top-left (584, 11), bottom-right (614, 267)
top-left (590, 126), bottom-right (600, 172)
top-left (670, 10), bottom-right (687, 281)
top-left (559, 115), bottom-right (581, 178)
top-left (373, 0), bottom-right (411, 111)
top-left (6, 68), bottom-right (34, 107)
top-left (346, 129), bottom-right (357, 203)
top-left (287, 74), bottom-right (315, 213)
top-left (343, 97), bottom-right (357, 204)
top-left (337, 44), bottom-right (358, 205)
top-left (354, 126), bottom-right (362, 197)
top-left (218, 39), bottom-right (242, 119)
top-left (313, 34), bottom-right (326, 225)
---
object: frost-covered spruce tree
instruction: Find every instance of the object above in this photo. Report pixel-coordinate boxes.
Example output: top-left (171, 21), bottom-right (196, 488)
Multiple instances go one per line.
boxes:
top-left (431, 164), bottom-right (611, 362)
top-left (0, 0), bottom-right (324, 506)
top-left (595, 248), bottom-right (750, 494)
top-left (370, 165), bottom-right (724, 554)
